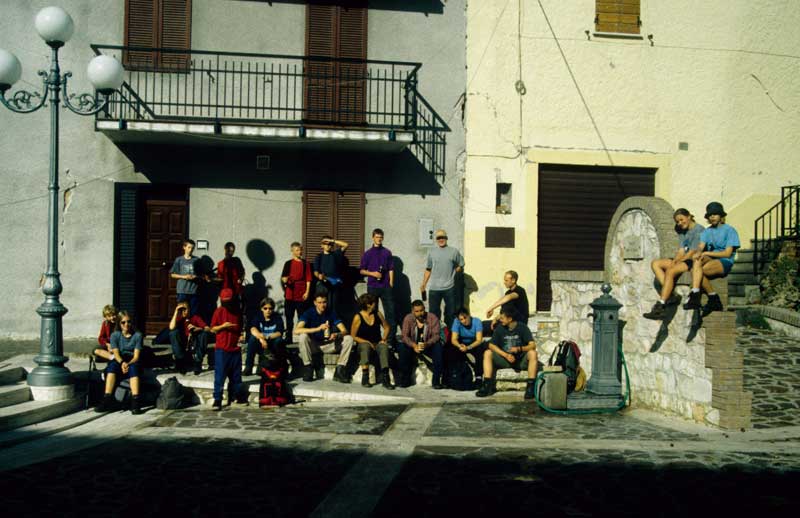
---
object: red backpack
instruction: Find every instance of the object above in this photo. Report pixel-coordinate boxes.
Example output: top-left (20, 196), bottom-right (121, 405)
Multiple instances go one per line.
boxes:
top-left (259, 367), bottom-right (293, 407)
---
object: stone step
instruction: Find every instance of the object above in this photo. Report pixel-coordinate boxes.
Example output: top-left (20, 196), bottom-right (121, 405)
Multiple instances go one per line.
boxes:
top-left (0, 397), bottom-right (85, 433)
top-left (0, 366), bottom-right (26, 386)
top-left (726, 272), bottom-right (757, 285)
top-left (0, 408), bottom-right (103, 449)
top-left (0, 382), bottom-right (31, 409)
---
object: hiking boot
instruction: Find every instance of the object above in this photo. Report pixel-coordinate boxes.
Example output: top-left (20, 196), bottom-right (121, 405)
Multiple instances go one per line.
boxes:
top-left (475, 379), bottom-right (497, 398)
top-left (95, 394), bottom-right (115, 413)
top-left (666, 293), bottom-right (683, 306)
top-left (211, 399), bottom-right (222, 411)
top-left (302, 365), bottom-right (314, 382)
top-left (175, 359), bottom-right (188, 375)
top-left (683, 291), bottom-right (702, 310)
top-left (242, 366), bottom-right (253, 377)
top-left (361, 369), bottom-right (372, 387)
top-left (315, 364), bottom-right (326, 381)
top-left (702, 294), bottom-right (724, 316)
top-left (334, 365), bottom-right (351, 384)
top-left (643, 302), bottom-right (666, 320)
top-left (381, 369), bottom-right (395, 390)
top-left (524, 380), bottom-right (537, 400)
top-left (131, 395), bottom-right (143, 415)
top-left (193, 362), bottom-right (204, 376)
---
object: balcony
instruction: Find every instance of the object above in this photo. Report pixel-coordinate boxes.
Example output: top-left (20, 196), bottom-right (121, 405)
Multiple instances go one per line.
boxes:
top-left (91, 45), bottom-right (449, 181)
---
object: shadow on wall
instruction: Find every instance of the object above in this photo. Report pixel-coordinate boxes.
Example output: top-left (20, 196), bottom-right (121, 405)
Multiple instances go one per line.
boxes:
top-left (392, 256), bottom-right (412, 323)
top-left (119, 144), bottom-right (442, 196)
top-left (244, 240), bottom-right (276, 328)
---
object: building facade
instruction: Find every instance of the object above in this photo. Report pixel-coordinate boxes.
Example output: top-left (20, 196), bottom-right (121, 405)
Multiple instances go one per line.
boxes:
top-left (464, 0), bottom-right (800, 313)
top-left (0, 0), bottom-right (465, 338)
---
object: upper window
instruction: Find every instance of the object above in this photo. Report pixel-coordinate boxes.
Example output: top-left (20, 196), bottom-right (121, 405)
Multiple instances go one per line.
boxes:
top-left (124, 0), bottom-right (192, 70)
top-left (595, 0), bottom-right (641, 35)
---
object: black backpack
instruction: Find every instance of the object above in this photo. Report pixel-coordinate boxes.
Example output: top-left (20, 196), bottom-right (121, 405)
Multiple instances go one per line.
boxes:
top-left (445, 356), bottom-right (474, 391)
top-left (156, 376), bottom-right (185, 410)
top-left (548, 340), bottom-right (581, 393)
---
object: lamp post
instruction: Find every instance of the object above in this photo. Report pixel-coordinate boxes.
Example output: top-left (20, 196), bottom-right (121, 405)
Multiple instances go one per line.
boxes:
top-left (0, 6), bottom-right (123, 396)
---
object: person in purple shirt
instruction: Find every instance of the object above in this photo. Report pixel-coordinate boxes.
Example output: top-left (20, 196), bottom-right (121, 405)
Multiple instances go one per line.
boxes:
top-left (359, 228), bottom-right (396, 343)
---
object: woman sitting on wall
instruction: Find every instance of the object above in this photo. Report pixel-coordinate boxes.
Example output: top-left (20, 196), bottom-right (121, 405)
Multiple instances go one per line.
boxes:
top-left (95, 311), bottom-right (145, 415)
top-left (643, 208), bottom-right (704, 320)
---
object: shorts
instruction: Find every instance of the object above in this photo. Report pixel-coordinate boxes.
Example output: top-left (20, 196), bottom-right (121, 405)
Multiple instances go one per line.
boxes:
top-left (105, 356), bottom-right (141, 378)
top-left (719, 258), bottom-right (734, 275)
top-left (491, 350), bottom-right (529, 371)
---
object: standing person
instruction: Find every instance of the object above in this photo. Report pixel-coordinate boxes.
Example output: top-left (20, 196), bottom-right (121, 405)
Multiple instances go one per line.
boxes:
top-left (420, 229), bottom-right (464, 328)
top-left (476, 305), bottom-right (538, 400)
top-left (95, 311), bottom-right (145, 415)
top-left (351, 293), bottom-right (394, 390)
top-left (170, 239), bottom-right (201, 317)
top-left (643, 208), bottom-right (704, 320)
top-left (294, 293), bottom-right (355, 383)
top-left (359, 228), bottom-right (396, 343)
top-left (245, 298), bottom-right (286, 376)
top-left (168, 301), bottom-right (212, 375)
top-left (210, 288), bottom-right (246, 410)
top-left (216, 241), bottom-right (245, 298)
top-left (281, 242), bottom-right (312, 342)
top-left (94, 304), bottom-right (118, 362)
top-left (683, 202), bottom-right (740, 315)
top-left (398, 300), bottom-right (443, 389)
top-left (484, 270), bottom-right (530, 326)
top-left (450, 307), bottom-right (486, 384)
top-left (313, 236), bottom-right (349, 317)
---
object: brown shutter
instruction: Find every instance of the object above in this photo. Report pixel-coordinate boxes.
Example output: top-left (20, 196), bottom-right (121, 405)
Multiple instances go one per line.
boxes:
top-left (303, 191), bottom-right (365, 268)
top-left (337, 5), bottom-right (367, 124)
top-left (596, 0), bottom-right (640, 34)
top-left (303, 191), bottom-right (336, 257)
top-left (158, 0), bottom-right (192, 70)
top-left (305, 5), bottom-right (337, 123)
top-left (334, 192), bottom-right (366, 265)
top-left (124, 0), bottom-right (157, 68)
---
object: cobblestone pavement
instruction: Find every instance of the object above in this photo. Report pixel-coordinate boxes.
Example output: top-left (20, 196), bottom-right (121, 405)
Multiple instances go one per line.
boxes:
top-left (738, 327), bottom-right (800, 429)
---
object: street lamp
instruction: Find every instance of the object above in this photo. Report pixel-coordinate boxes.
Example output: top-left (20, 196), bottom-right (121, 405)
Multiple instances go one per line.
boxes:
top-left (0, 6), bottom-right (123, 398)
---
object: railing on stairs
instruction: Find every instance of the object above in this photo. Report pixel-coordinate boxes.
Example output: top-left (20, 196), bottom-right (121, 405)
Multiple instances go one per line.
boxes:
top-left (753, 184), bottom-right (800, 276)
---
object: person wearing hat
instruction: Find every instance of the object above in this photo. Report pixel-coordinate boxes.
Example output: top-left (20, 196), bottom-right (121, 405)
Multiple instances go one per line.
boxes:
top-left (209, 287), bottom-right (246, 410)
top-left (683, 202), bottom-right (740, 314)
top-left (420, 229), bottom-right (464, 328)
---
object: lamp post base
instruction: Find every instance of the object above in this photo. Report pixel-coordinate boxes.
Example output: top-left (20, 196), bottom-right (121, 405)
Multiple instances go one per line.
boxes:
top-left (28, 300), bottom-right (72, 388)
top-left (29, 383), bottom-right (75, 402)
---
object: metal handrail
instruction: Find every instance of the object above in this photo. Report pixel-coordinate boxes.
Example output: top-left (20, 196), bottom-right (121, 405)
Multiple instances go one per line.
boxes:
top-left (753, 184), bottom-right (800, 276)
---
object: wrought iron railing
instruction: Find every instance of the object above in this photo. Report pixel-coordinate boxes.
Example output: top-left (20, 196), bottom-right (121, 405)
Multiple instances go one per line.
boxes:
top-left (90, 45), bottom-right (448, 179)
top-left (753, 184), bottom-right (800, 276)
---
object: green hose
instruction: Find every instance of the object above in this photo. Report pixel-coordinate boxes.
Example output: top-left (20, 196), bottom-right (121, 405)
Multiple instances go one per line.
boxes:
top-left (534, 341), bottom-right (632, 415)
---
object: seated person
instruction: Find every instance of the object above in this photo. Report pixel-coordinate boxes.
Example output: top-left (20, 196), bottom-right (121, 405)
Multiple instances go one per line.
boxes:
top-left (484, 270), bottom-right (530, 327)
top-left (245, 297), bottom-right (286, 376)
top-left (294, 292), bottom-right (354, 383)
top-left (644, 208), bottom-right (704, 319)
top-left (95, 311), bottom-right (145, 415)
top-left (476, 304), bottom-right (538, 400)
top-left (449, 306), bottom-right (485, 384)
top-left (351, 293), bottom-right (394, 390)
top-left (398, 299), bottom-right (443, 389)
top-left (168, 301), bottom-right (212, 375)
top-left (683, 202), bottom-right (740, 315)
top-left (94, 304), bottom-right (118, 361)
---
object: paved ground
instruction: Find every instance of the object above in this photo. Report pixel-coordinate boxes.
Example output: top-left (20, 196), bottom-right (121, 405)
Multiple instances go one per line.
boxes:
top-left (0, 325), bottom-right (798, 516)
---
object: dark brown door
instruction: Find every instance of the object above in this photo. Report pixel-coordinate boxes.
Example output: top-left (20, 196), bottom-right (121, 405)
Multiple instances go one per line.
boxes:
top-left (144, 199), bottom-right (187, 334)
top-left (536, 165), bottom-right (655, 311)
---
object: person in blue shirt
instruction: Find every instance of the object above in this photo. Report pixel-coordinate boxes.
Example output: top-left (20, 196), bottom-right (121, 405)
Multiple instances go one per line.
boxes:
top-left (449, 307), bottom-right (486, 383)
top-left (244, 297), bottom-right (286, 376)
top-left (294, 293), bottom-right (355, 383)
top-left (644, 208), bottom-right (704, 320)
top-left (95, 311), bottom-right (145, 415)
top-left (684, 202), bottom-right (740, 315)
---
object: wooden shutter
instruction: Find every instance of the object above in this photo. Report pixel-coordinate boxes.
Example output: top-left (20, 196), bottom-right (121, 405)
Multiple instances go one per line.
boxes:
top-left (337, 5), bottom-right (367, 124)
top-left (596, 0), bottom-right (640, 34)
top-left (124, 0), bottom-right (191, 70)
top-left (334, 192), bottom-right (366, 265)
top-left (305, 5), bottom-right (337, 123)
top-left (124, 0), bottom-right (157, 68)
top-left (114, 186), bottom-right (139, 316)
top-left (303, 191), bottom-right (365, 267)
top-left (159, 0), bottom-right (192, 69)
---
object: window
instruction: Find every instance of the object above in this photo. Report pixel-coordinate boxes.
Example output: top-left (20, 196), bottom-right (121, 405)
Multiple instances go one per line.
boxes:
top-left (496, 183), bottom-right (512, 214)
top-left (595, 0), bottom-right (641, 35)
top-left (302, 191), bottom-right (365, 266)
top-left (124, 0), bottom-right (192, 70)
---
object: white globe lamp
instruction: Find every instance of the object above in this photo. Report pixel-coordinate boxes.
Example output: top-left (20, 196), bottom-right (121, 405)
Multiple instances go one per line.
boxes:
top-left (87, 55), bottom-right (124, 95)
top-left (35, 6), bottom-right (75, 46)
top-left (0, 49), bottom-right (22, 92)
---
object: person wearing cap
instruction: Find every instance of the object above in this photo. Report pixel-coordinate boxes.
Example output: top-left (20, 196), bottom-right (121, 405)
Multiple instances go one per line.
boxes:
top-left (421, 229), bottom-right (464, 328)
top-left (210, 288), bottom-right (246, 410)
top-left (683, 202), bottom-right (740, 315)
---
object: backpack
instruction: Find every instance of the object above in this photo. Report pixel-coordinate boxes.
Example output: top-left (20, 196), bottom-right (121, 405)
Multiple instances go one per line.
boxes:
top-left (548, 340), bottom-right (582, 393)
top-left (259, 367), bottom-right (293, 407)
top-left (445, 357), bottom-right (474, 391)
top-left (156, 376), bottom-right (185, 410)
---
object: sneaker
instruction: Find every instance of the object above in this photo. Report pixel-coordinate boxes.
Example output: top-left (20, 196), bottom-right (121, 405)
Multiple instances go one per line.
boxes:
top-left (315, 364), bottom-right (326, 381)
top-left (643, 302), bottom-right (666, 320)
top-left (381, 369), bottom-right (395, 390)
top-left (242, 367), bottom-right (254, 377)
top-left (211, 399), bottom-right (222, 411)
top-left (524, 381), bottom-right (537, 400)
top-left (702, 294), bottom-right (724, 316)
top-left (302, 365), bottom-right (314, 382)
top-left (193, 362), bottom-right (203, 376)
top-left (131, 396), bottom-right (144, 415)
top-left (95, 394), bottom-right (115, 413)
top-left (361, 369), bottom-right (372, 387)
top-left (683, 291), bottom-right (702, 310)
top-left (475, 379), bottom-right (496, 398)
top-left (665, 293), bottom-right (683, 306)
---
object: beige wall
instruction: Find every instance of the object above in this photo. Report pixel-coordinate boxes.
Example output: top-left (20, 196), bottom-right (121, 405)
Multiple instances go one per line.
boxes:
top-left (464, 0), bottom-right (800, 313)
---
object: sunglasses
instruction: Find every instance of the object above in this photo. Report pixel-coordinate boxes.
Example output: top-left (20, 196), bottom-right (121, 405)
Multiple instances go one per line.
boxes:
top-left (121, 320), bottom-right (132, 325)
top-left (436, 236), bottom-right (447, 240)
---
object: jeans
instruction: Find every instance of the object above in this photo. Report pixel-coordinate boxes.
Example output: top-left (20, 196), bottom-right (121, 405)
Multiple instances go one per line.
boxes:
top-left (397, 341), bottom-right (443, 385)
top-left (358, 341), bottom-right (390, 370)
top-left (446, 341), bottom-right (487, 378)
top-left (169, 329), bottom-right (211, 366)
top-left (245, 335), bottom-right (287, 371)
top-left (213, 349), bottom-right (243, 402)
top-left (428, 288), bottom-right (456, 328)
top-left (368, 286), bottom-right (395, 341)
top-left (284, 300), bottom-right (307, 342)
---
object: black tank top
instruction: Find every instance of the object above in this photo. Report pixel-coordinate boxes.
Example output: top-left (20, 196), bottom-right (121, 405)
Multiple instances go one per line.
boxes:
top-left (356, 312), bottom-right (383, 343)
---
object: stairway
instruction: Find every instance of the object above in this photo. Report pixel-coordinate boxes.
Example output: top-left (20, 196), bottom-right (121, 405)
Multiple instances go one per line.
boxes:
top-left (728, 248), bottom-right (761, 306)
top-left (0, 365), bottom-right (85, 433)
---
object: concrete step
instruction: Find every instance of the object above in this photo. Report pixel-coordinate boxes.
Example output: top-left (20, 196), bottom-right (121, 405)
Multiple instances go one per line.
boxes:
top-left (0, 366), bottom-right (26, 385)
top-left (0, 396), bottom-right (85, 433)
top-left (0, 382), bottom-right (31, 408)
top-left (0, 408), bottom-right (103, 449)
top-left (735, 248), bottom-right (754, 262)
top-left (726, 272), bottom-right (757, 284)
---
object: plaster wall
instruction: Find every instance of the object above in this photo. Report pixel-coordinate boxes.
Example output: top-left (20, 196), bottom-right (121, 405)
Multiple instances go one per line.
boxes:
top-left (464, 0), bottom-right (800, 312)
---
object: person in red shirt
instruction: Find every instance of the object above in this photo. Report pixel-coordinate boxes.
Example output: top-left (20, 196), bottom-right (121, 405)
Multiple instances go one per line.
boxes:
top-left (94, 304), bottom-right (118, 361)
top-left (210, 288), bottom-right (245, 410)
top-left (280, 241), bottom-right (312, 342)
top-left (216, 241), bottom-right (245, 297)
top-left (168, 301), bottom-right (212, 375)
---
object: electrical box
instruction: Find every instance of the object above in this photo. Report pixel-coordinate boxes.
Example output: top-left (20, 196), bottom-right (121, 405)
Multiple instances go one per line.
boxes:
top-left (418, 218), bottom-right (434, 246)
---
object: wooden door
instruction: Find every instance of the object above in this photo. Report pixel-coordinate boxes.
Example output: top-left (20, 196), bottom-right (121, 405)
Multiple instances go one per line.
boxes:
top-left (144, 199), bottom-right (187, 334)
